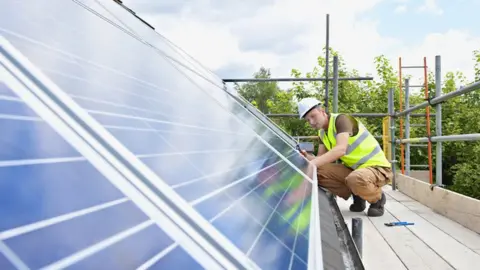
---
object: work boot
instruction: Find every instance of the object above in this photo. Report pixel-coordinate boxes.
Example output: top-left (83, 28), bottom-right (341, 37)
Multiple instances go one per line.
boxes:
top-left (349, 195), bottom-right (366, 212)
top-left (367, 192), bottom-right (386, 217)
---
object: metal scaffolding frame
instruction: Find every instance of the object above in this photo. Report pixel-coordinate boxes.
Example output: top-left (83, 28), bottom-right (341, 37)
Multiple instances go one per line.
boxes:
top-left (389, 59), bottom-right (480, 189)
top-left (224, 52), bottom-right (480, 190)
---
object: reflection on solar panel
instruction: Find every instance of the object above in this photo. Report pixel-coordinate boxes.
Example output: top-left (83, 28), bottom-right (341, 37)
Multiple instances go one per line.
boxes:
top-left (1, 0), bottom-right (349, 269)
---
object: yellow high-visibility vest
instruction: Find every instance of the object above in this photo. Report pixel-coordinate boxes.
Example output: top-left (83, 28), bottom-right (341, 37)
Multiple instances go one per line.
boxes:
top-left (319, 113), bottom-right (391, 169)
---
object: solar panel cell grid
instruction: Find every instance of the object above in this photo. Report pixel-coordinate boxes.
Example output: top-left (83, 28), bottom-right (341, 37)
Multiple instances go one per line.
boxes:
top-left (0, 118), bottom-right (79, 161)
top-left (0, 84), bottom-right (202, 269)
top-left (0, 252), bottom-right (15, 270)
top-left (76, 0), bottom-right (224, 87)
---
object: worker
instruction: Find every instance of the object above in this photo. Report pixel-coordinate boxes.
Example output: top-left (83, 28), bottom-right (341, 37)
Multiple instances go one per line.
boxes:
top-left (295, 97), bottom-right (393, 217)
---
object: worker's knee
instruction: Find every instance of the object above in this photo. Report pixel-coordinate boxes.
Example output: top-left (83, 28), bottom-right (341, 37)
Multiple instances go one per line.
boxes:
top-left (317, 163), bottom-right (352, 181)
top-left (345, 169), bottom-right (372, 190)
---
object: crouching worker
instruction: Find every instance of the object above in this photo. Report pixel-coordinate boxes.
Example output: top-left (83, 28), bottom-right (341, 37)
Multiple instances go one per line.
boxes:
top-left (296, 98), bottom-right (393, 217)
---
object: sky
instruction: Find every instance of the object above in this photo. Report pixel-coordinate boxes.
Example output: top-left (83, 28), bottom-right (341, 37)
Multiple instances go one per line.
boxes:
top-left (122, 0), bottom-right (479, 88)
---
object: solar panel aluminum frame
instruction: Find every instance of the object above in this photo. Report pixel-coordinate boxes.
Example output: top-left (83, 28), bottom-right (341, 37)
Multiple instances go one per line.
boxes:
top-left (308, 167), bottom-right (324, 270)
top-left (0, 36), bottom-right (258, 270)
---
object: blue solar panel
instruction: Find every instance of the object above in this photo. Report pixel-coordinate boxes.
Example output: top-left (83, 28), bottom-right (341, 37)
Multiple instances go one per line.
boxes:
top-left (0, 82), bottom-right (206, 269)
top-left (75, 0), bottom-right (224, 88)
top-left (0, 0), bottom-right (331, 269)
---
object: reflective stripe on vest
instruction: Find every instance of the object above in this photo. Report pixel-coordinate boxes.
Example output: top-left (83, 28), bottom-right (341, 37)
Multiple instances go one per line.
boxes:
top-left (319, 113), bottom-right (391, 169)
top-left (261, 171), bottom-right (311, 235)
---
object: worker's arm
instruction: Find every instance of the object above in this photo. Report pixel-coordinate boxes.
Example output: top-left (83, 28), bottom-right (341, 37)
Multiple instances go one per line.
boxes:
top-left (317, 143), bottom-right (327, 157)
top-left (311, 133), bottom-right (349, 167)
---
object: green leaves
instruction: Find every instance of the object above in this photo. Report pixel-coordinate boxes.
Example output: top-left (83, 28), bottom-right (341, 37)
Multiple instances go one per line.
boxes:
top-left (474, 50), bottom-right (480, 82)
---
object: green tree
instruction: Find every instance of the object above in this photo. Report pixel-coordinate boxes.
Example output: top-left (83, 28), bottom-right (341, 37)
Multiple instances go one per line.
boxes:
top-left (234, 67), bottom-right (280, 113)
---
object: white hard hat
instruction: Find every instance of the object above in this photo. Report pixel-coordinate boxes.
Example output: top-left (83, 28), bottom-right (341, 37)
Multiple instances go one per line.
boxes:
top-left (298, 97), bottom-right (321, 119)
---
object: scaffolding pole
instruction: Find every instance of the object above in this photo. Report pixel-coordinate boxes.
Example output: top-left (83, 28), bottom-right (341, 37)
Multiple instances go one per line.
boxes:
top-left (401, 134), bottom-right (480, 143)
top-left (325, 14), bottom-right (330, 113)
top-left (422, 57), bottom-right (434, 184)
top-left (266, 113), bottom-right (435, 118)
top-left (405, 78), bottom-right (410, 175)
top-left (398, 57), bottom-right (405, 175)
top-left (435, 55), bottom-right (443, 186)
top-left (333, 56), bottom-right (339, 113)
top-left (388, 88), bottom-right (397, 190)
top-left (295, 135), bottom-right (383, 140)
top-left (222, 77), bottom-right (373, 83)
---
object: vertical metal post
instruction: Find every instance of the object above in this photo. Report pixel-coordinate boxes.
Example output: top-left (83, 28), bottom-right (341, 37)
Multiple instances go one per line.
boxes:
top-left (351, 217), bottom-right (363, 258)
top-left (405, 79), bottom-right (410, 175)
top-left (333, 55), bottom-right (339, 113)
top-left (435, 55), bottom-right (443, 186)
top-left (388, 88), bottom-right (397, 190)
top-left (324, 14), bottom-right (330, 113)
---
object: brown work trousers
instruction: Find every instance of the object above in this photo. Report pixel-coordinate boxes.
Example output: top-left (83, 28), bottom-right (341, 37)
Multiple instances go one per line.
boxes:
top-left (317, 163), bottom-right (393, 203)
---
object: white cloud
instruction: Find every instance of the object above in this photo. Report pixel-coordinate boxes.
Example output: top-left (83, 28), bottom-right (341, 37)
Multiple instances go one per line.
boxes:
top-left (126, 0), bottom-right (391, 79)
top-left (393, 30), bottom-right (480, 86)
top-left (394, 5), bottom-right (408, 13)
top-left (122, 0), bottom-right (478, 90)
top-left (417, 0), bottom-right (443, 15)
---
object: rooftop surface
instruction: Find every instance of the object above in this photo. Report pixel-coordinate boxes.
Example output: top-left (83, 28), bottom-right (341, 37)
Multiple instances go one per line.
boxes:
top-left (337, 185), bottom-right (480, 270)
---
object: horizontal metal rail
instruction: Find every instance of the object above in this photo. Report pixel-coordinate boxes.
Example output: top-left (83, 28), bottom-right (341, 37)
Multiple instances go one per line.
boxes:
top-left (396, 81), bottom-right (480, 117)
top-left (294, 135), bottom-right (382, 139)
top-left (267, 113), bottom-right (435, 118)
top-left (293, 136), bottom-right (319, 140)
top-left (400, 134), bottom-right (480, 143)
top-left (401, 66), bottom-right (426, 69)
top-left (222, 77), bottom-right (373, 83)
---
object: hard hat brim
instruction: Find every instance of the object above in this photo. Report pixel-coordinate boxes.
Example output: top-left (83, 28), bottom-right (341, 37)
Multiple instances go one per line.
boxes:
top-left (299, 104), bottom-right (319, 119)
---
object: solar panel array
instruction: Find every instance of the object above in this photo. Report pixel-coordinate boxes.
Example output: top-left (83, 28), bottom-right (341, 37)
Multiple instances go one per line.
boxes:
top-left (1, 0), bottom-right (347, 269)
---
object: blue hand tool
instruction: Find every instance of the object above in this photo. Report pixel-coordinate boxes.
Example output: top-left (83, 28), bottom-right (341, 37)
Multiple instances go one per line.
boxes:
top-left (384, 221), bottom-right (414, 226)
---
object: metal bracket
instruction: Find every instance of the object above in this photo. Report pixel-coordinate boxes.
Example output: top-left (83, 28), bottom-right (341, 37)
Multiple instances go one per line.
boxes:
top-left (429, 183), bottom-right (445, 191)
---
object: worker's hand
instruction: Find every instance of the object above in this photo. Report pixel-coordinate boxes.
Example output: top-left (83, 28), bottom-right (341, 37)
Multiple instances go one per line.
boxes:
top-left (300, 150), bottom-right (315, 161)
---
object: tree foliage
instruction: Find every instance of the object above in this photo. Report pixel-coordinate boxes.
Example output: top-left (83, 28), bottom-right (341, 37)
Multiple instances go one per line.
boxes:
top-left (235, 48), bottom-right (480, 199)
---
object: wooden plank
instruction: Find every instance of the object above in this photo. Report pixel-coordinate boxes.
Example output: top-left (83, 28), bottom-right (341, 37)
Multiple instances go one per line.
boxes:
top-left (384, 199), bottom-right (480, 269)
top-left (384, 185), bottom-right (414, 202)
top-left (367, 204), bottom-right (453, 270)
top-left (336, 198), bottom-right (409, 270)
top-left (401, 200), bottom-right (480, 251)
top-left (396, 174), bottom-right (480, 233)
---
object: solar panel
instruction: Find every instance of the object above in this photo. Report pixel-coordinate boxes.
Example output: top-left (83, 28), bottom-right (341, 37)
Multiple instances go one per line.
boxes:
top-left (77, 0), bottom-right (225, 88)
top-left (0, 79), bottom-right (205, 269)
top-left (1, 0), bottom-right (349, 269)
